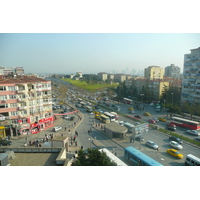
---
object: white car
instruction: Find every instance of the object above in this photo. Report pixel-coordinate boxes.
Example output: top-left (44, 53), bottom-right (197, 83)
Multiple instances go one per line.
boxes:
top-left (186, 130), bottom-right (200, 136)
top-left (53, 126), bottom-right (62, 132)
top-left (146, 140), bottom-right (159, 150)
top-left (169, 141), bottom-right (183, 150)
top-left (152, 118), bottom-right (159, 122)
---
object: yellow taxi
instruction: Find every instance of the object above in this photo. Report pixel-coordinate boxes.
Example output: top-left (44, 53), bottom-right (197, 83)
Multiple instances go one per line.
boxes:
top-left (128, 107), bottom-right (134, 111)
top-left (143, 112), bottom-right (151, 116)
top-left (158, 117), bottom-right (167, 122)
top-left (95, 114), bottom-right (101, 120)
top-left (166, 149), bottom-right (184, 159)
top-left (97, 97), bottom-right (101, 100)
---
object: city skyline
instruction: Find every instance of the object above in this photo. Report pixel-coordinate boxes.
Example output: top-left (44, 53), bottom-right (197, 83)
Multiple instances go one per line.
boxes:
top-left (0, 33), bottom-right (199, 75)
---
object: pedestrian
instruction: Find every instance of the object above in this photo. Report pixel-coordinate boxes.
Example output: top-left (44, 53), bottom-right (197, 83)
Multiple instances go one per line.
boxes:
top-left (81, 145), bottom-right (83, 150)
top-left (75, 141), bottom-right (77, 146)
top-left (61, 134), bottom-right (63, 136)
top-left (65, 127), bottom-right (66, 131)
top-left (68, 129), bottom-right (71, 134)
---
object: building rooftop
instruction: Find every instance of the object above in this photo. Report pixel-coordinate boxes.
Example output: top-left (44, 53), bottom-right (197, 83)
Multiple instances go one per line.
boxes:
top-left (0, 75), bottom-right (50, 84)
top-left (9, 153), bottom-right (59, 166)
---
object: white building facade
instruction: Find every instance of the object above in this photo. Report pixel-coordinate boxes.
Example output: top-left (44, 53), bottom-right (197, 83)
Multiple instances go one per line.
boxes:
top-left (182, 47), bottom-right (200, 104)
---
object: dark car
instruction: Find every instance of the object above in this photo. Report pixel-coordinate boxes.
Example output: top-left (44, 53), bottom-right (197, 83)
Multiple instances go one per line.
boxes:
top-left (70, 116), bottom-right (75, 121)
top-left (169, 136), bottom-right (183, 144)
top-left (134, 115), bottom-right (142, 119)
top-left (0, 140), bottom-right (12, 146)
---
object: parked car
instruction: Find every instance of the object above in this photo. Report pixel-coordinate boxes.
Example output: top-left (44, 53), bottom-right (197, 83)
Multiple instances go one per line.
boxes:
top-left (143, 112), bottom-right (151, 116)
top-left (158, 117), bottom-right (167, 122)
top-left (166, 149), bottom-right (184, 159)
top-left (148, 119), bottom-right (156, 124)
top-left (146, 140), bottom-right (159, 150)
top-left (0, 140), bottom-right (12, 146)
top-left (169, 136), bottom-right (183, 144)
top-left (135, 137), bottom-right (144, 142)
top-left (70, 116), bottom-right (75, 121)
top-left (134, 115), bottom-right (142, 119)
top-left (166, 123), bottom-right (176, 131)
top-left (52, 127), bottom-right (62, 132)
top-left (129, 110), bottom-right (135, 114)
top-left (63, 115), bottom-right (69, 119)
top-left (169, 141), bottom-right (183, 150)
top-left (186, 130), bottom-right (200, 136)
top-left (134, 122), bottom-right (141, 126)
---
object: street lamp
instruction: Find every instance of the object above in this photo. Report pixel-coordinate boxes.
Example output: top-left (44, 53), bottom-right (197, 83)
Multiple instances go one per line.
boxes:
top-left (140, 94), bottom-right (144, 104)
top-left (171, 93), bottom-right (173, 105)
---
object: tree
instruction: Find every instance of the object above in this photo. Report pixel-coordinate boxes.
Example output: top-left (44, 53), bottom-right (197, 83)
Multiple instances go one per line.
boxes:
top-left (72, 148), bottom-right (117, 166)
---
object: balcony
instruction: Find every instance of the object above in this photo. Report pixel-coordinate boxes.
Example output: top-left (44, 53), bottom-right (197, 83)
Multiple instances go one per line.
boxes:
top-left (19, 106), bottom-right (27, 110)
top-left (29, 105), bottom-right (36, 108)
top-left (17, 90), bottom-right (25, 94)
top-left (0, 100), bottom-right (7, 104)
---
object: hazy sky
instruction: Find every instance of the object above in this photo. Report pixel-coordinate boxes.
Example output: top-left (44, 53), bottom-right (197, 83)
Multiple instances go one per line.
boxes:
top-left (0, 33), bottom-right (199, 75)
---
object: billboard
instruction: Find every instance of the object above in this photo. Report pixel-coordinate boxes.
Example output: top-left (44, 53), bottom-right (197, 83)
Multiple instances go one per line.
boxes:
top-left (132, 123), bottom-right (149, 138)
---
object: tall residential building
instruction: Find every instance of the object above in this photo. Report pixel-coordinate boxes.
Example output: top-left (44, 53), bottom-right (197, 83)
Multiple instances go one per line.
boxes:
top-left (98, 72), bottom-right (107, 81)
top-left (0, 75), bottom-right (54, 137)
top-left (0, 67), bottom-right (14, 75)
top-left (114, 74), bottom-right (127, 83)
top-left (165, 64), bottom-right (180, 79)
top-left (182, 47), bottom-right (200, 104)
top-left (144, 66), bottom-right (164, 80)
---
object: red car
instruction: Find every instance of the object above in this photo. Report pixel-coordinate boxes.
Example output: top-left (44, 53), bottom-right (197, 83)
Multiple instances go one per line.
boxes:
top-left (148, 119), bottom-right (156, 124)
top-left (134, 115), bottom-right (142, 119)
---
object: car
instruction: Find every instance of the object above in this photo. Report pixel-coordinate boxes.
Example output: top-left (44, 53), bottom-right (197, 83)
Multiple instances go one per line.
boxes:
top-left (63, 115), bottom-right (69, 119)
top-left (52, 126), bottom-right (62, 132)
top-left (158, 117), bottom-right (167, 122)
top-left (169, 136), bottom-right (183, 144)
top-left (152, 118), bottom-right (159, 122)
top-left (143, 112), bottom-right (151, 116)
top-left (166, 123), bottom-right (176, 131)
top-left (169, 141), bottom-right (183, 150)
top-left (146, 140), bottom-right (159, 150)
top-left (128, 107), bottom-right (134, 111)
top-left (0, 140), bottom-right (12, 146)
top-left (148, 119), bottom-right (156, 124)
top-left (70, 116), bottom-right (75, 121)
top-left (166, 149), bottom-right (184, 159)
top-left (134, 115), bottom-right (142, 119)
top-left (129, 110), bottom-right (135, 114)
top-left (135, 137), bottom-right (144, 142)
top-left (195, 137), bottom-right (200, 142)
top-left (186, 130), bottom-right (200, 136)
top-left (134, 122), bottom-right (141, 126)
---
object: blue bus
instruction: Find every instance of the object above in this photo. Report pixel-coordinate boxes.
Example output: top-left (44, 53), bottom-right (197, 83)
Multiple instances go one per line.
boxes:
top-left (124, 146), bottom-right (163, 166)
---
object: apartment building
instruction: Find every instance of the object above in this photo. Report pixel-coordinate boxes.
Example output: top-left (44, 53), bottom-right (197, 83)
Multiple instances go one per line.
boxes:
top-left (144, 66), bottom-right (164, 80)
top-left (98, 72), bottom-right (108, 81)
top-left (114, 74), bottom-right (127, 83)
top-left (0, 75), bottom-right (54, 137)
top-left (182, 47), bottom-right (200, 104)
top-left (165, 64), bottom-right (180, 79)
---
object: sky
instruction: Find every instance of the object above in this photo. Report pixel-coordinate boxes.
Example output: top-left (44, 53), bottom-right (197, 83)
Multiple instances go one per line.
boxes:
top-left (0, 33), bottom-right (199, 75)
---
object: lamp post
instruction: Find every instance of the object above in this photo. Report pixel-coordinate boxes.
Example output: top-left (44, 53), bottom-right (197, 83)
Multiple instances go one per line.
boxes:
top-left (171, 93), bottom-right (173, 105)
top-left (140, 94), bottom-right (144, 104)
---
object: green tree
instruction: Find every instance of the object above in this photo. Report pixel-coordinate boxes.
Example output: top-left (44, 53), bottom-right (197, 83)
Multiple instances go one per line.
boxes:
top-left (72, 148), bottom-right (117, 166)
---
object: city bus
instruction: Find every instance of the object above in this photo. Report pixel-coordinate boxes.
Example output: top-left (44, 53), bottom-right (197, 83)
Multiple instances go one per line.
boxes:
top-left (99, 148), bottom-right (127, 166)
top-left (123, 122), bottom-right (135, 132)
top-left (86, 106), bottom-right (93, 112)
top-left (78, 98), bottom-right (83, 102)
top-left (171, 116), bottom-right (200, 130)
top-left (104, 112), bottom-right (116, 122)
top-left (123, 98), bottom-right (132, 104)
top-left (100, 114), bottom-right (110, 123)
top-left (124, 146), bottom-right (163, 166)
top-left (110, 112), bottom-right (119, 120)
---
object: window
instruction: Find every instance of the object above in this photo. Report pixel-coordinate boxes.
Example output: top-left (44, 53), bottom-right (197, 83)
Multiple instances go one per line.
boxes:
top-left (0, 86), bottom-right (6, 91)
top-left (0, 104), bottom-right (8, 108)
top-left (0, 95), bottom-right (7, 100)
top-left (11, 111), bottom-right (18, 116)
top-left (8, 86), bottom-right (16, 91)
top-left (9, 95), bottom-right (17, 99)
top-left (10, 103), bottom-right (17, 107)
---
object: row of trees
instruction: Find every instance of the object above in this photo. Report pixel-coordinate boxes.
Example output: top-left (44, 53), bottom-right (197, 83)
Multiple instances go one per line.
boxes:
top-left (72, 148), bottom-right (117, 166)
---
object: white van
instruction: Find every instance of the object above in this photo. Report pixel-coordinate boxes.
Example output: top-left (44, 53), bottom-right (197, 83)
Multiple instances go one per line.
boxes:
top-left (185, 154), bottom-right (200, 166)
top-left (53, 127), bottom-right (62, 132)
